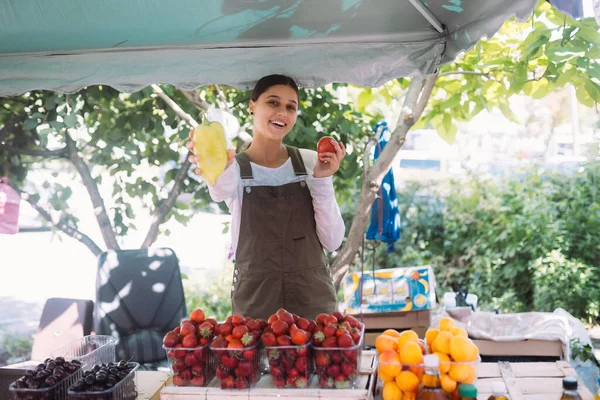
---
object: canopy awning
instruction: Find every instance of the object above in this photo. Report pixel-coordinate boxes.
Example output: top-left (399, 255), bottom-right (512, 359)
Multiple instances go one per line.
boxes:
top-left (0, 0), bottom-right (537, 95)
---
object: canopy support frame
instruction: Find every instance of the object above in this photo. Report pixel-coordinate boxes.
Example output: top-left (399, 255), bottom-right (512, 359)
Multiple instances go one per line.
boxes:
top-left (407, 0), bottom-right (445, 33)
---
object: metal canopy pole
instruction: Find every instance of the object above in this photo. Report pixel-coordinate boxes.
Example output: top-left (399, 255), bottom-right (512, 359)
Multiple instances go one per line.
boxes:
top-left (407, 0), bottom-right (445, 33)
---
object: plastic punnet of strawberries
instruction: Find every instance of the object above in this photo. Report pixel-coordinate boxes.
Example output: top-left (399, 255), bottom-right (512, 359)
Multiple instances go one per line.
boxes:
top-left (260, 308), bottom-right (316, 389)
top-left (311, 311), bottom-right (364, 389)
top-left (162, 308), bottom-right (218, 387)
top-left (210, 313), bottom-right (268, 390)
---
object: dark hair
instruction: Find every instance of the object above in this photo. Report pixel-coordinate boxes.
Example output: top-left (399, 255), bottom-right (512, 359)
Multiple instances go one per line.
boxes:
top-left (251, 74), bottom-right (299, 102)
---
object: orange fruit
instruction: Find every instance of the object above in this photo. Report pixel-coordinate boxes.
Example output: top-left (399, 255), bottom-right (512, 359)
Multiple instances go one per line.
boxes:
top-left (462, 365), bottom-right (477, 383)
top-left (417, 340), bottom-right (426, 355)
top-left (425, 328), bottom-right (439, 347)
top-left (396, 330), bottom-right (419, 352)
top-left (439, 317), bottom-right (456, 332)
top-left (434, 352), bottom-right (451, 374)
top-left (395, 370), bottom-right (419, 393)
top-left (399, 342), bottom-right (424, 365)
top-left (379, 370), bottom-right (395, 383)
top-left (379, 350), bottom-right (402, 377)
top-left (431, 331), bottom-right (453, 354)
top-left (382, 381), bottom-right (403, 400)
top-left (403, 392), bottom-right (416, 400)
top-left (383, 329), bottom-right (401, 338)
top-left (450, 326), bottom-right (468, 338)
top-left (441, 374), bottom-right (457, 393)
top-left (449, 336), bottom-right (479, 362)
top-left (377, 334), bottom-right (398, 354)
top-left (409, 365), bottom-right (424, 380)
top-left (448, 364), bottom-right (471, 382)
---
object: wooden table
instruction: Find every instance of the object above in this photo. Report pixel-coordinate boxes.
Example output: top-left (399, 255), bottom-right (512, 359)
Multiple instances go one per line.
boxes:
top-left (136, 355), bottom-right (594, 400)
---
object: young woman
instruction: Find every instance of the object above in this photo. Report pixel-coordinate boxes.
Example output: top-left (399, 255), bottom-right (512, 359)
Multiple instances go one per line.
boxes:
top-left (186, 74), bottom-right (346, 320)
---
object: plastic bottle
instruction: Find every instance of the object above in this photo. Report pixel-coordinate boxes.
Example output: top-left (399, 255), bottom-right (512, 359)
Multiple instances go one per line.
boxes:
top-left (458, 383), bottom-right (477, 399)
top-left (560, 376), bottom-right (582, 400)
top-left (488, 381), bottom-right (508, 399)
top-left (594, 376), bottom-right (600, 400)
top-left (417, 354), bottom-right (450, 400)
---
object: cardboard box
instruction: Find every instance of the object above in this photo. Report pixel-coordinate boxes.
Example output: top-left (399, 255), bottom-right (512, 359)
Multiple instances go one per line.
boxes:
top-left (473, 339), bottom-right (564, 359)
top-left (342, 266), bottom-right (436, 314)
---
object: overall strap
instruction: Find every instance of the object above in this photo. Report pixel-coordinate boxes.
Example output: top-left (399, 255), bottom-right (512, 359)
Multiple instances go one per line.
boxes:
top-left (235, 152), bottom-right (253, 179)
top-left (285, 145), bottom-right (308, 177)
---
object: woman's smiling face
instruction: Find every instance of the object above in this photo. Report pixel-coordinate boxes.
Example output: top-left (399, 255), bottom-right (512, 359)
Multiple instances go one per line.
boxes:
top-left (250, 84), bottom-right (298, 141)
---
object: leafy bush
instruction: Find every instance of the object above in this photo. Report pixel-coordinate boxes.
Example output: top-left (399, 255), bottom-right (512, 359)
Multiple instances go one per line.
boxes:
top-left (0, 332), bottom-right (32, 367)
top-left (182, 262), bottom-right (234, 322)
top-left (355, 158), bottom-right (600, 322)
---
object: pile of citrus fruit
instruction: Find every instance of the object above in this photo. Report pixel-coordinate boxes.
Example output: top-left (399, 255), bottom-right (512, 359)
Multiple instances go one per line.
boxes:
top-left (376, 317), bottom-right (480, 400)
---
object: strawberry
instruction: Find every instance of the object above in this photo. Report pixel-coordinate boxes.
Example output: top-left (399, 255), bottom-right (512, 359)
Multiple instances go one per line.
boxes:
top-left (294, 356), bottom-right (308, 373)
top-left (267, 348), bottom-right (281, 361)
top-left (221, 353), bottom-right (239, 369)
top-left (172, 374), bottom-right (186, 386)
top-left (216, 367), bottom-right (230, 379)
top-left (190, 375), bottom-right (205, 386)
top-left (327, 364), bottom-right (340, 378)
top-left (332, 311), bottom-right (344, 323)
top-left (350, 330), bottom-right (362, 345)
top-left (313, 329), bottom-right (325, 346)
top-left (256, 318), bottom-right (268, 330)
top-left (291, 329), bottom-right (310, 345)
top-left (261, 332), bottom-right (277, 347)
top-left (235, 377), bottom-right (249, 389)
top-left (264, 326), bottom-right (274, 334)
top-left (280, 355), bottom-right (295, 372)
top-left (323, 324), bottom-right (337, 338)
top-left (286, 376), bottom-right (298, 387)
top-left (316, 313), bottom-right (329, 326)
top-left (341, 361), bottom-right (356, 378)
top-left (241, 332), bottom-right (255, 347)
top-left (190, 309), bottom-right (205, 324)
top-left (232, 325), bottom-right (249, 340)
top-left (197, 321), bottom-right (214, 338)
top-left (337, 333), bottom-right (354, 348)
top-left (206, 318), bottom-right (218, 328)
top-left (315, 352), bottom-right (330, 368)
top-left (173, 326), bottom-right (181, 335)
top-left (180, 368), bottom-right (192, 381)
top-left (295, 376), bottom-right (308, 388)
top-left (242, 348), bottom-right (256, 360)
top-left (193, 346), bottom-right (206, 362)
top-left (184, 352), bottom-right (198, 367)
top-left (191, 364), bottom-right (204, 376)
top-left (199, 337), bottom-right (209, 346)
top-left (237, 360), bottom-right (253, 378)
top-left (289, 323), bottom-right (298, 338)
top-left (180, 321), bottom-right (195, 337)
top-left (174, 344), bottom-right (186, 358)
top-left (307, 320), bottom-right (317, 333)
top-left (220, 375), bottom-right (234, 389)
top-left (172, 358), bottom-right (186, 373)
top-left (336, 321), bottom-right (352, 337)
top-left (163, 331), bottom-right (180, 348)
top-left (331, 351), bottom-right (343, 365)
top-left (272, 376), bottom-right (286, 388)
top-left (278, 311), bottom-right (294, 326)
top-left (245, 319), bottom-right (260, 332)
top-left (219, 322), bottom-right (233, 336)
top-left (181, 334), bottom-right (198, 348)
top-left (268, 314), bottom-right (279, 325)
top-left (276, 335), bottom-right (292, 346)
top-left (343, 315), bottom-right (361, 329)
top-left (324, 315), bottom-right (338, 326)
top-left (212, 335), bottom-right (228, 349)
top-left (297, 318), bottom-right (310, 331)
top-left (167, 349), bottom-right (176, 359)
top-left (270, 366), bottom-right (284, 378)
top-left (322, 336), bottom-right (338, 348)
top-left (271, 320), bottom-right (289, 337)
top-left (342, 349), bottom-right (358, 363)
top-left (231, 314), bottom-right (246, 327)
top-left (292, 314), bottom-right (300, 323)
top-left (296, 345), bottom-right (308, 357)
top-left (319, 375), bottom-right (334, 389)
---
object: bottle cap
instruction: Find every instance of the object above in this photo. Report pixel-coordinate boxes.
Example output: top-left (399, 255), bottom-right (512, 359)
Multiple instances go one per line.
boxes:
top-left (423, 354), bottom-right (439, 368)
top-left (563, 376), bottom-right (578, 391)
top-left (458, 383), bottom-right (477, 397)
top-left (491, 381), bottom-right (507, 396)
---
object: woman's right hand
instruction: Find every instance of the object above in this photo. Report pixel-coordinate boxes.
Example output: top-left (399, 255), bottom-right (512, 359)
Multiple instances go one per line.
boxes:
top-left (186, 130), bottom-right (236, 177)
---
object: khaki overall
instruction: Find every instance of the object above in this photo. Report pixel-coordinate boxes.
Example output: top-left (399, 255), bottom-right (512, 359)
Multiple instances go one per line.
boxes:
top-left (231, 146), bottom-right (338, 320)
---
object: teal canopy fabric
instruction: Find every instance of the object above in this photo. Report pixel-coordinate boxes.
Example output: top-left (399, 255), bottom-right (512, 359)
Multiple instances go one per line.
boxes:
top-left (0, 0), bottom-right (537, 95)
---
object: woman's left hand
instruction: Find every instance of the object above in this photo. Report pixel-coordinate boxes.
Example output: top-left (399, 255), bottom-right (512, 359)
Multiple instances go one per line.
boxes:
top-left (313, 140), bottom-right (346, 178)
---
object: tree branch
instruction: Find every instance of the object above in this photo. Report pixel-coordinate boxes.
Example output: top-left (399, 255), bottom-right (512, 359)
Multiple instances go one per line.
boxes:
top-left (65, 133), bottom-right (120, 250)
top-left (179, 89), bottom-right (211, 112)
top-left (331, 74), bottom-right (438, 289)
top-left (9, 184), bottom-right (103, 256)
top-left (438, 70), bottom-right (504, 81)
top-left (142, 85), bottom-right (197, 248)
top-left (0, 144), bottom-right (67, 158)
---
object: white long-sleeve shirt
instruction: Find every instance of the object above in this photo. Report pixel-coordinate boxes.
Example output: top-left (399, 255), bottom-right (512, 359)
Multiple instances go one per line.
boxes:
top-left (204, 148), bottom-right (345, 255)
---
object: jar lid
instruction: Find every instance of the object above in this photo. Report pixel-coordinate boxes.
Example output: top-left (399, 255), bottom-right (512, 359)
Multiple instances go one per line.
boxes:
top-left (458, 383), bottom-right (477, 397)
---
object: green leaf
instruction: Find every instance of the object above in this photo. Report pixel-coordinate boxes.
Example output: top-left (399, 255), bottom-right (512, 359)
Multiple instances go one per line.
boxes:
top-left (357, 89), bottom-right (374, 111)
top-left (64, 114), bottom-right (78, 129)
top-left (498, 102), bottom-right (520, 124)
top-left (555, 68), bottom-right (577, 87)
top-left (435, 113), bottom-right (457, 145)
top-left (530, 78), bottom-right (555, 99)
